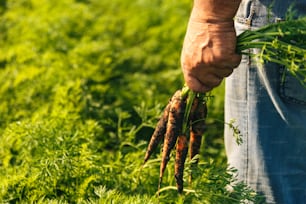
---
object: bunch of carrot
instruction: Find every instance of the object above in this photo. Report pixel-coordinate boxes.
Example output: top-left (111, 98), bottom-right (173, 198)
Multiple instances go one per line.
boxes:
top-left (143, 88), bottom-right (207, 193)
top-left (143, 16), bottom-right (306, 194)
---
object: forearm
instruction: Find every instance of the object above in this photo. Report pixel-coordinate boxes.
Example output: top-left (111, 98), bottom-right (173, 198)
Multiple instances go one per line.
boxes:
top-left (191, 0), bottom-right (241, 22)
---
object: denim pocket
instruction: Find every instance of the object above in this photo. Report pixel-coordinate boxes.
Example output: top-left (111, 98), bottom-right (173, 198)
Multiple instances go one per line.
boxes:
top-left (279, 67), bottom-right (306, 105)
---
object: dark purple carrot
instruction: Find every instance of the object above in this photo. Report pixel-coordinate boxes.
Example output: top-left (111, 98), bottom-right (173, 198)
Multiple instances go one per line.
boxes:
top-left (188, 100), bottom-right (207, 184)
top-left (188, 97), bottom-right (199, 123)
top-left (144, 101), bottom-right (171, 164)
top-left (159, 90), bottom-right (186, 186)
top-left (189, 100), bottom-right (207, 162)
top-left (175, 134), bottom-right (188, 193)
top-left (189, 131), bottom-right (202, 163)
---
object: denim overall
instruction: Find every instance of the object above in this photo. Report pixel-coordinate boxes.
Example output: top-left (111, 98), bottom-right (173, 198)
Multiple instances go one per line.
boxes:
top-left (224, 0), bottom-right (306, 203)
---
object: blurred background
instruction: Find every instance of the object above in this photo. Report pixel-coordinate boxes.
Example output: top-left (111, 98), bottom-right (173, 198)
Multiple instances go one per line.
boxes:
top-left (0, 1), bottom-right (250, 203)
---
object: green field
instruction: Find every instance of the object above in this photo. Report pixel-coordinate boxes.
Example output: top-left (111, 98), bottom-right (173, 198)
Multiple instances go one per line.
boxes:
top-left (0, 0), bottom-right (262, 203)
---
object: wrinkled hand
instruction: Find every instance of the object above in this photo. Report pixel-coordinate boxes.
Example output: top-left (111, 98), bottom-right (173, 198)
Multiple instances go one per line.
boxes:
top-left (181, 0), bottom-right (241, 93)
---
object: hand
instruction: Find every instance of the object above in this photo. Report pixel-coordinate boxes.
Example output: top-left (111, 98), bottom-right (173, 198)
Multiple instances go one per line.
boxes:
top-left (181, 0), bottom-right (241, 93)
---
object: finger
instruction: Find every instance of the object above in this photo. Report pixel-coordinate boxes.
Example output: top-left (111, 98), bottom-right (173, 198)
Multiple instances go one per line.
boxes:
top-left (194, 69), bottom-right (223, 87)
top-left (201, 66), bottom-right (233, 78)
top-left (184, 75), bottom-right (213, 93)
top-left (207, 53), bottom-right (242, 69)
top-left (219, 54), bottom-right (241, 68)
top-left (199, 74), bottom-right (223, 88)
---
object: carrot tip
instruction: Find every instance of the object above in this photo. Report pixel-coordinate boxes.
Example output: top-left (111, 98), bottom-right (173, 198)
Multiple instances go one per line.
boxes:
top-left (158, 176), bottom-right (163, 193)
top-left (175, 174), bottom-right (184, 194)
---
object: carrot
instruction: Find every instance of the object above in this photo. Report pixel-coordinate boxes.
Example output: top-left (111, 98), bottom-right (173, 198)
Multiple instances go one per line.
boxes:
top-left (189, 100), bottom-right (207, 162)
top-left (144, 89), bottom-right (206, 194)
top-left (159, 90), bottom-right (186, 186)
top-left (188, 97), bottom-right (199, 123)
top-left (175, 134), bottom-right (188, 193)
top-left (143, 101), bottom-right (171, 163)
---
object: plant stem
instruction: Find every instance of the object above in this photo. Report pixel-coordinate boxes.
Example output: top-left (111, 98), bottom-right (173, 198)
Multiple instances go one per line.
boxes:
top-left (181, 85), bottom-right (196, 135)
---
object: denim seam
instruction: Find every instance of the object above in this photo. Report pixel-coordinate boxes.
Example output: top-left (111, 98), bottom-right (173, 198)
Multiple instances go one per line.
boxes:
top-left (245, 60), bottom-right (250, 187)
top-left (235, 0), bottom-right (256, 28)
top-left (235, 0), bottom-right (285, 28)
top-left (246, 1), bottom-right (257, 187)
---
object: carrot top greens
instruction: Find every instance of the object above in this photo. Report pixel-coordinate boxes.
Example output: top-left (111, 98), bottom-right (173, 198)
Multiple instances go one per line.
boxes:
top-left (237, 16), bottom-right (306, 85)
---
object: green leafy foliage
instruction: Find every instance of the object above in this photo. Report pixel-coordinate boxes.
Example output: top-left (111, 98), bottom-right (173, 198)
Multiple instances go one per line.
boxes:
top-left (237, 16), bottom-right (306, 85)
top-left (0, 0), bottom-right (261, 203)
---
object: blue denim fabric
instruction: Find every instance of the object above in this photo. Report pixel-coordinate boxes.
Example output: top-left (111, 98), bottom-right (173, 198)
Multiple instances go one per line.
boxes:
top-left (224, 0), bottom-right (306, 203)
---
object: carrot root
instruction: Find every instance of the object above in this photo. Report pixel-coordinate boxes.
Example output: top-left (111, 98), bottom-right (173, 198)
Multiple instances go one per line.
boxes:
top-left (159, 90), bottom-right (185, 179)
top-left (175, 135), bottom-right (188, 193)
top-left (189, 100), bottom-right (207, 161)
top-left (144, 88), bottom-right (207, 194)
top-left (144, 101), bottom-right (171, 163)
